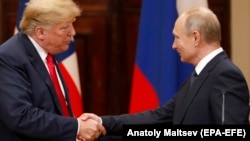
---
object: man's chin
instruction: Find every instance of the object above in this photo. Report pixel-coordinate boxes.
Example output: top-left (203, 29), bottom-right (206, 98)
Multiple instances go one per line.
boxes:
top-left (57, 46), bottom-right (70, 54)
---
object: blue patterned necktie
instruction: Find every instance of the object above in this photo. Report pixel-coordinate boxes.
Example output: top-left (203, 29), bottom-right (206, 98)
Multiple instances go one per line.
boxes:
top-left (190, 71), bottom-right (198, 88)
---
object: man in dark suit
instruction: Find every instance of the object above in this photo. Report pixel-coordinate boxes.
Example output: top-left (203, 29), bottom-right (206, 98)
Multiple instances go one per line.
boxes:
top-left (0, 0), bottom-right (105, 140)
top-left (82, 7), bottom-right (250, 135)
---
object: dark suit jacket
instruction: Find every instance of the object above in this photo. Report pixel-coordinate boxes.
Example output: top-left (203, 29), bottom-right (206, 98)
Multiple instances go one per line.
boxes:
top-left (101, 51), bottom-right (250, 135)
top-left (0, 32), bottom-right (78, 141)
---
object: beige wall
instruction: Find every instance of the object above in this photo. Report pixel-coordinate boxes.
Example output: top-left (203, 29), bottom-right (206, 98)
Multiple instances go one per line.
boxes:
top-left (231, 0), bottom-right (250, 89)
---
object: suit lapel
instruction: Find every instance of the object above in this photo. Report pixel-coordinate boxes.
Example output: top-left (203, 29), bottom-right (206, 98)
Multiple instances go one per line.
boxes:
top-left (19, 32), bottom-right (65, 115)
top-left (175, 51), bottom-right (228, 124)
top-left (176, 73), bottom-right (208, 123)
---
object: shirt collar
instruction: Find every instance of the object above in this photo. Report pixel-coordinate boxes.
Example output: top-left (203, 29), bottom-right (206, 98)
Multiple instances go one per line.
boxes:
top-left (27, 35), bottom-right (48, 63)
top-left (195, 47), bottom-right (223, 75)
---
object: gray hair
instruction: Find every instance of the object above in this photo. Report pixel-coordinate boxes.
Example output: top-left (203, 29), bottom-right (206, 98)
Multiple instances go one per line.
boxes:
top-left (182, 7), bottom-right (221, 44)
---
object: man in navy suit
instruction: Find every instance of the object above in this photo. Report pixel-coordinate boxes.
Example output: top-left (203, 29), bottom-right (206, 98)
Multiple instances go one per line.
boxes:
top-left (82, 7), bottom-right (249, 135)
top-left (0, 0), bottom-right (105, 140)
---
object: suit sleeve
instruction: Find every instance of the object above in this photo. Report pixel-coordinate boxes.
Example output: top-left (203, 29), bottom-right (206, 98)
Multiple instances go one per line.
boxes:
top-left (101, 97), bottom-right (176, 135)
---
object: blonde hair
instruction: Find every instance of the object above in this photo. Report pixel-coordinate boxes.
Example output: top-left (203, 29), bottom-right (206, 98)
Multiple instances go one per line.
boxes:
top-left (182, 7), bottom-right (221, 44)
top-left (20, 0), bottom-right (81, 35)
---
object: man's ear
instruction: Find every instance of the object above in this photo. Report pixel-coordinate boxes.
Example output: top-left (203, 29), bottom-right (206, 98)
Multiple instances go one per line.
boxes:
top-left (192, 31), bottom-right (201, 46)
top-left (35, 27), bottom-right (46, 40)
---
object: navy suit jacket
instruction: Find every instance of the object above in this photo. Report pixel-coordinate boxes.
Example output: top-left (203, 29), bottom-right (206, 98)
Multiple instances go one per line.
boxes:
top-left (101, 50), bottom-right (250, 135)
top-left (0, 32), bottom-right (78, 141)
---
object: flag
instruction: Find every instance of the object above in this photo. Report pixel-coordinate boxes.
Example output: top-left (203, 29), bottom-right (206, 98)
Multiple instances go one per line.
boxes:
top-left (129, 0), bottom-right (208, 113)
top-left (16, 0), bottom-right (83, 117)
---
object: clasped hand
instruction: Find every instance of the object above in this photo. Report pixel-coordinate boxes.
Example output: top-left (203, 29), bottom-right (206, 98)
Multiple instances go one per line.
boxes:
top-left (77, 113), bottom-right (106, 141)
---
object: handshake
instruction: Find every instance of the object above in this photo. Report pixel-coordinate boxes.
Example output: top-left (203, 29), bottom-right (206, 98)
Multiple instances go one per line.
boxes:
top-left (77, 113), bottom-right (106, 141)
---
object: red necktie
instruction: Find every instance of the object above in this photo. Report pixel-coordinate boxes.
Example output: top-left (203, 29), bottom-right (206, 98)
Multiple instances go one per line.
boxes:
top-left (46, 54), bottom-right (70, 116)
